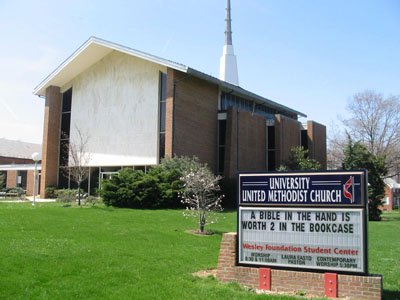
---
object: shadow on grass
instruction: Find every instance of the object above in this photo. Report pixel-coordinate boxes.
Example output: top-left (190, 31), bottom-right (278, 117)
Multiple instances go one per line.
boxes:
top-left (209, 229), bottom-right (233, 237)
top-left (383, 289), bottom-right (400, 300)
top-left (381, 214), bottom-right (400, 222)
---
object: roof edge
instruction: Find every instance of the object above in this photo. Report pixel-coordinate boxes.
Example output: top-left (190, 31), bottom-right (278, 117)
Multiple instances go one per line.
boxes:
top-left (33, 36), bottom-right (189, 96)
top-left (187, 68), bottom-right (307, 118)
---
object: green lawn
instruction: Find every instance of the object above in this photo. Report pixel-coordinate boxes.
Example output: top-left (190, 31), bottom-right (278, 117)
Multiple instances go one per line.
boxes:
top-left (369, 211), bottom-right (400, 299)
top-left (0, 203), bottom-right (398, 299)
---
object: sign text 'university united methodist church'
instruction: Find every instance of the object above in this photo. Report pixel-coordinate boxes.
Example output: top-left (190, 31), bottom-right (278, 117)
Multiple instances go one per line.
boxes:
top-left (239, 172), bottom-right (365, 206)
top-left (237, 171), bottom-right (368, 274)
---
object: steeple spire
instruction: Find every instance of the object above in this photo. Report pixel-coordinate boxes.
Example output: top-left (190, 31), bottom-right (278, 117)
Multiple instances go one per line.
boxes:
top-left (225, 0), bottom-right (232, 45)
top-left (219, 0), bottom-right (239, 85)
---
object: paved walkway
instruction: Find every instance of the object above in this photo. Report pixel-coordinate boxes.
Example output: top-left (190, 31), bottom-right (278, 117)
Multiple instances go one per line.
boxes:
top-left (0, 196), bottom-right (56, 203)
top-left (26, 196), bottom-right (56, 203)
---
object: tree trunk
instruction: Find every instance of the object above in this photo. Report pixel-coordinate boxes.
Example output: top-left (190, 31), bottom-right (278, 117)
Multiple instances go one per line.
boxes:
top-left (78, 182), bottom-right (81, 206)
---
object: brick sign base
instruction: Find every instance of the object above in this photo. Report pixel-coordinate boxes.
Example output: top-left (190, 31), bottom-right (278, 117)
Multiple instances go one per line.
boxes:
top-left (216, 233), bottom-right (382, 300)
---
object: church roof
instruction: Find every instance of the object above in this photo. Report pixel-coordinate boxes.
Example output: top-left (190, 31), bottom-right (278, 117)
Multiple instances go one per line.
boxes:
top-left (384, 178), bottom-right (400, 189)
top-left (0, 138), bottom-right (41, 159)
top-left (33, 36), bottom-right (306, 118)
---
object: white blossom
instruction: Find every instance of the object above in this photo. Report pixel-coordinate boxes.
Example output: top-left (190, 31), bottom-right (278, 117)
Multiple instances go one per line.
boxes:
top-left (180, 165), bottom-right (224, 232)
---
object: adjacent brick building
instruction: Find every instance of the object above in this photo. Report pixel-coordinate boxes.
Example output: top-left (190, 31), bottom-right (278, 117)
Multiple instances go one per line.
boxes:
top-left (382, 178), bottom-right (400, 211)
top-left (0, 138), bottom-right (41, 196)
top-left (33, 37), bottom-right (327, 198)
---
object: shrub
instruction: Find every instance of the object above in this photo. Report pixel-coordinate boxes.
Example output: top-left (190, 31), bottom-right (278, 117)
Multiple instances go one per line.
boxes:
top-left (85, 196), bottom-right (100, 206)
top-left (100, 168), bottom-right (181, 208)
top-left (56, 189), bottom-right (79, 203)
top-left (7, 187), bottom-right (25, 197)
top-left (45, 187), bottom-right (57, 199)
top-left (100, 156), bottom-right (202, 209)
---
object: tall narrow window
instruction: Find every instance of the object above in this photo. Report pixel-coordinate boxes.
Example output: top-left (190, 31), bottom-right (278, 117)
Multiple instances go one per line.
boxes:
top-left (217, 120), bottom-right (226, 174)
top-left (301, 130), bottom-right (309, 151)
top-left (267, 125), bottom-right (276, 171)
top-left (59, 88), bottom-right (72, 188)
top-left (159, 72), bottom-right (167, 160)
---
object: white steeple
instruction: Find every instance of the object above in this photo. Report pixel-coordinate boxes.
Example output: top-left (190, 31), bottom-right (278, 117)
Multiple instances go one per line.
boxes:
top-left (219, 0), bottom-right (239, 85)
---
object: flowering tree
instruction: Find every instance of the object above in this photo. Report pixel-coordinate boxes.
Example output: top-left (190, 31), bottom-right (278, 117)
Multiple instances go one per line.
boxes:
top-left (180, 166), bottom-right (224, 233)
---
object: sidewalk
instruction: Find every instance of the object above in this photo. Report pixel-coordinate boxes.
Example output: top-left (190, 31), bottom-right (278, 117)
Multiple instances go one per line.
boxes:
top-left (0, 196), bottom-right (56, 203)
top-left (26, 196), bottom-right (56, 203)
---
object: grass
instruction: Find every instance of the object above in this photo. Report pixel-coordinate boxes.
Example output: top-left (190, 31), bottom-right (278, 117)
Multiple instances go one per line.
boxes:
top-left (0, 203), bottom-right (398, 299)
top-left (369, 210), bottom-right (400, 299)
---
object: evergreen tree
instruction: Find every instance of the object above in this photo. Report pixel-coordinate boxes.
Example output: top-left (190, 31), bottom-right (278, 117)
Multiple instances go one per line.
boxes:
top-left (342, 136), bottom-right (387, 221)
top-left (278, 146), bottom-right (321, 171)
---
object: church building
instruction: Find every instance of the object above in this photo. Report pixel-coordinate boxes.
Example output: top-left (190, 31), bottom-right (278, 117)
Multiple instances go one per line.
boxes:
top-left (32, 0), bottom-right (326, 198)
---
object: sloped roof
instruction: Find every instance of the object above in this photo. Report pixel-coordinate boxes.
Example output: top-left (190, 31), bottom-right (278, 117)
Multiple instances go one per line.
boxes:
top-left (33, 36), bottom-right (306, 118)
top-left (0, 138), bottom-right (41, 159)
top-left (384, 178), bottom-right (400, 189)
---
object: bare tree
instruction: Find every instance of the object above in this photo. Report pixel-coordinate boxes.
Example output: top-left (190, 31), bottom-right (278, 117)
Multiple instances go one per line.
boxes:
top-left (68, 127), bottom-right (91, 205)
top-left (329, 91), bottom-right (400, 176)
top-left (180, 166), bottom-right (224, 233)
top-left (327, 127), bottom-right (347, 170)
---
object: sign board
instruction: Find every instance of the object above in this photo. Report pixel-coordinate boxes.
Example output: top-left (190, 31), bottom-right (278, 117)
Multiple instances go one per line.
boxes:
top-left (237, 171), bottom-right (368, 274)
top-left (239, 172), bottom-right (365, 206)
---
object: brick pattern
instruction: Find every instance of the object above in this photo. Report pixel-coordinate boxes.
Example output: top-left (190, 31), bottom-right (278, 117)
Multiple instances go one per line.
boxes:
top-left (6, 170), bottom-right (17, 188)
top-left (26, 170), bottom-right (35, 196)
top-left (166, 69), bottom-right (219, 173)
top-left (165, 68), bottom-right (175, 159)
top-left (307, 121), bottom-right (327, 169)
top-left (216, 233), bottom-right (382, 300)
top-left (216, 232), bottom-right (259, 287)
top-left (275, 115), bottom-right (301, 167)
top-left (40, 86), bottom-right (62, 198)
top-left (0, 156), bottom-right (34, 165)
top-left (338, 274), bottom-right (382, 299)
top-left (224, 107), bottom-right (267, 178)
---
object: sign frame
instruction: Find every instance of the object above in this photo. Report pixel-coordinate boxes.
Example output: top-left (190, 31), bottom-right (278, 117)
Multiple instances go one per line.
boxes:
top-left (236, 170), bottom-right (368, 275)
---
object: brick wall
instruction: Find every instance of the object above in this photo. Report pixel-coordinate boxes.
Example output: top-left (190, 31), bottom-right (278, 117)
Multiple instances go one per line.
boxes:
top-left (224, 107), bottom-right (267, 178)
top-left (382, 185), bottom-right (393, 211)
top-left (307, 121), bottom-right (327, 169)
top-left (166, 69), bottom-right (219, 173)
top-left (26, 170), bottom-right (35, 196)
top-left (40, 86), bottom-right (62, 198)
top-left (0, 156), bottom-right (34, 165)
top-left (275, 115), bottom-right (301, 167)
top-left (165, 68), bottom-right (175, 159)
top-left (216, 233), bottom-right (382, 300)
top-left (6, 170), bottom-right (17, 188)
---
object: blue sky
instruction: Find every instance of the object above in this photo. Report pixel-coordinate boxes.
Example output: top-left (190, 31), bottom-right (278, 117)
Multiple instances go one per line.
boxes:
top-left (0, 0), bottom-right (399, 144)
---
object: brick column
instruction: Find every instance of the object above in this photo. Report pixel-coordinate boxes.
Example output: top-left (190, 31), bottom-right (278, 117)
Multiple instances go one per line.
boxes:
top-left (40, 86), bottom-right (62, 198)
top-left (274, 115), bottom-right (301, 167)
top-left (6, 170), bottom-right (17, 188)
top-left (165, 68), bottom-right (175, 158)
top-left (216, 232), bottom-right (238, 282)
top-left (26, 170), bottom-right (35, 196)
top-left (224, 108), bottom-right (267, 178)
top-left (307, 121), bottom-right (327, 169)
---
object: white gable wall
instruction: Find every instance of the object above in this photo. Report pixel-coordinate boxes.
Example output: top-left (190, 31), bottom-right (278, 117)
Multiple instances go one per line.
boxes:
top-left (66, 50), bottom-right (166, 167)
